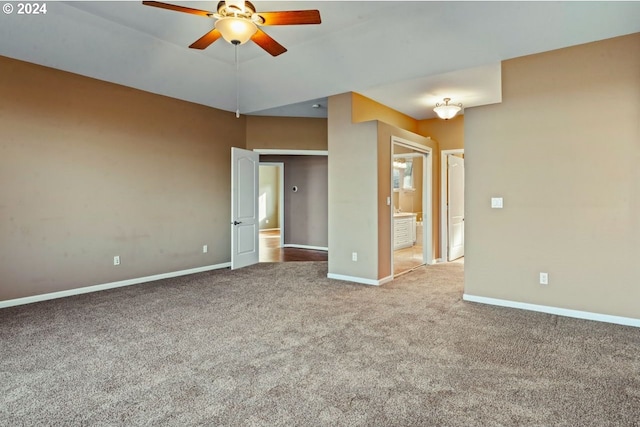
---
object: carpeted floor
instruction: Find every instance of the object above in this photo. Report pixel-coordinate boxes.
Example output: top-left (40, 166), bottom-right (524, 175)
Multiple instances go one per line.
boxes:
top-left (1, 262), bottom-right (639, 426)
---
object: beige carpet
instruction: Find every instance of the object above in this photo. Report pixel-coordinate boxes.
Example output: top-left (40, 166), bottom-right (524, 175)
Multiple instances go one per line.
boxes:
top-left (1, 262), bottom-right (639, 426)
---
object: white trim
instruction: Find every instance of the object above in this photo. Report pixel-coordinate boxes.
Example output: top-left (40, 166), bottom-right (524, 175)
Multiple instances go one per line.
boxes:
top-left (441, 149), bottom-right (464, 262)
top-left (378, 275), bottom-right (394, 285)
top-left (327, 273), bottom-right (392, 286)
top-left (253, 149), bottom-right (328, 156)
top-left (283, 244), bottom-right (328, 251)
top-left (463, 294), bottom-right (640, 328)
top-left (390, 136), bottom-right (432, 151)
top-left (0, 263), bottom-right (231, 309)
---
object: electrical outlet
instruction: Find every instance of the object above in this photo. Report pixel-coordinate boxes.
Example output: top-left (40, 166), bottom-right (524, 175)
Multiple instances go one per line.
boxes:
top-left (266, 219), bottom-right (269, 224)
top-left (203, 245), bottom-right (208, 254)
top-left (113, 255), bottom-right (120, 266)
top-left (539, 272), bottom-right (548, 285)
top-left (352, 252), bottom-right (358, 262)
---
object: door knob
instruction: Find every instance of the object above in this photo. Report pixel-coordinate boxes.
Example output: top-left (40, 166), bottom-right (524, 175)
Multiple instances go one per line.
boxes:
top-left (232, 221), bottom-right (242, 225)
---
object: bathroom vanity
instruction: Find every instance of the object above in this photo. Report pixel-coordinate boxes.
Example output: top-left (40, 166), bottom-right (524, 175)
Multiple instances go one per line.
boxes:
top-left (393, 212), bottom-right (417, 250)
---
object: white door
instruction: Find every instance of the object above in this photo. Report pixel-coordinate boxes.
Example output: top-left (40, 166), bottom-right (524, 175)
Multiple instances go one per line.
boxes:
top-left (448, 155), bottom-right (465, 261)
top-left (231, 147), bottom-right (259, 269)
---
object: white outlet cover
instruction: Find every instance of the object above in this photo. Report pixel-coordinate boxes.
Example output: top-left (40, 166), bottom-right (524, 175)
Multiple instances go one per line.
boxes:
top-left (491, 197), bottom-right (504, 209)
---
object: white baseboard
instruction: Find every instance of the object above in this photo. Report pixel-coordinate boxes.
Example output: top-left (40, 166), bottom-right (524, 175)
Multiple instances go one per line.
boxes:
top-left (0, 262), bottom-right (231, 309)
top-left (463, 294), bottom-right (640, 328)
top-left (327, 273), bottom-right (391, 286)
top-left (378, 275), bottom-right (394, 285)
top-left (283, 244), bottom-right (328, 251)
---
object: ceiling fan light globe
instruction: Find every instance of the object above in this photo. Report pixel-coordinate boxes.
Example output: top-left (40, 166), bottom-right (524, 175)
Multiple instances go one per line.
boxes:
top-left (215, 17), bottom-right (257, 45)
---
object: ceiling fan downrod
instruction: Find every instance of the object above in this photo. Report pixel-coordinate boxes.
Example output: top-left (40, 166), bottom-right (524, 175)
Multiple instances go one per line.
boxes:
top-left (235, 42), bottom-right (240, 119)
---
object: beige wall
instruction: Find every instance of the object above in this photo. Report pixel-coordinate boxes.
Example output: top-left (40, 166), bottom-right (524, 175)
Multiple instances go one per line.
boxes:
top-left (246, 116), bottom-right (327, 150)
top-left (464, 33), bottom-right (640, 319)
top-left (0, 56), bottom-right (245, 301)
top-left (328, 93), bottom-right (379, 280)
top-left (418, 115), bottom-right (464, 150)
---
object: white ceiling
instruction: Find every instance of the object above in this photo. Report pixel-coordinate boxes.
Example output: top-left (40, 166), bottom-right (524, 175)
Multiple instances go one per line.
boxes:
top-left (1, 1), bottom-right (639, 120)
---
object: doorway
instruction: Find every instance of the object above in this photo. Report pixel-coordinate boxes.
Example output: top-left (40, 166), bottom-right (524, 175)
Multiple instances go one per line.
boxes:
top-left (391, 137), bottom-right (433, 276)
top-left (232, 148), bottom-right (329, 269)
top-left (257, 150), bottom-right (329, 263)
top-left (258, 162), bottom-right (284, 263)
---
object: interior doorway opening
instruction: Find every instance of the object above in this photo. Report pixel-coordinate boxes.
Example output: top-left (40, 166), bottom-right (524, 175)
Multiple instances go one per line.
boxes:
top-left (256, 151), bottom-right (329, 263)
top-left (258, 162), bottom-right (284, 262)
top-left (391, 137), bottom-right (433, 277)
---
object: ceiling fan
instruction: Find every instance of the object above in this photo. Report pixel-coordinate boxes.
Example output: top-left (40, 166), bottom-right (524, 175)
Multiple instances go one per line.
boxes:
top-left (142, 0), bottom-right (321, 56)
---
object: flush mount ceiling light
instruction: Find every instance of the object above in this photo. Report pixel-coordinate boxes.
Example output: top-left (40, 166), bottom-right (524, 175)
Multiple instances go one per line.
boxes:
top-left (434, 98), bottom-right (462, 120)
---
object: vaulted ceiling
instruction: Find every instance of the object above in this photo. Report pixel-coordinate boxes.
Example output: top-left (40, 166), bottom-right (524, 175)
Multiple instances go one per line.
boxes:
top-left (1, 1), bottom-right (638, 119)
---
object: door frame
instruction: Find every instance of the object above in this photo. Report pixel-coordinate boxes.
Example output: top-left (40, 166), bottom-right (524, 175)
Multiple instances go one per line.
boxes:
top-left (440, 149), bottom-right (464, 262)
top-left (259, 162), bottom-right (285, 248)
top-left (391, 136), bottom-right (433, 276)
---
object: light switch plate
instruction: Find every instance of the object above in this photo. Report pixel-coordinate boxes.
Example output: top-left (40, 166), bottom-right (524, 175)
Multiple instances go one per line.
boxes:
top-left (491, 197), bottom-right (504, 209)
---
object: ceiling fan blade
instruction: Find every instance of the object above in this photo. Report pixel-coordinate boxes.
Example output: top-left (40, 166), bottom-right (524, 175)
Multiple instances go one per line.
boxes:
top-left (251, 29), bottom-right (287, 57)
top-left (189, 29), bottom-right (222, 49)
top-left (258, 10), bottom-right (321, 26)
top-left (142, 1), bottom-right (213, 18)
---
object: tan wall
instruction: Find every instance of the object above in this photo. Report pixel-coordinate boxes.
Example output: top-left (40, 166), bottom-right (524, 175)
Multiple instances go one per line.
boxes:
top-left (352, 93), bottom-right (418, 133)
top-left (418, 115), bottom-right (464, 150)
top-left (377, 123), bottom-right (438, 279)
top-left (0, 56), bottom-right (245, 301)
top-left (328, 93), bottom-right (379, 280)
top-left (246, 116), bottom-right (327, 150)
top-left (464, 33), bottom-right (640, 319)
